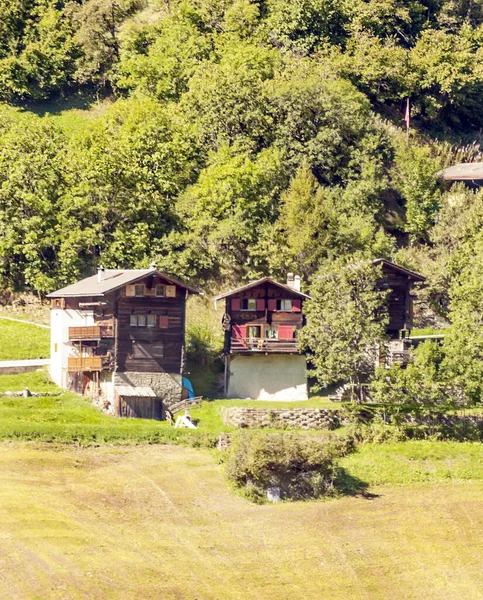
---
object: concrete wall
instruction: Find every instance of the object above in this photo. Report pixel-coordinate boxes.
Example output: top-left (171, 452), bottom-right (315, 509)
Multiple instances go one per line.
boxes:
top-left (228, 354), bottom-right (308, 400)
top-left (113, 371), bottom-right (183, 408)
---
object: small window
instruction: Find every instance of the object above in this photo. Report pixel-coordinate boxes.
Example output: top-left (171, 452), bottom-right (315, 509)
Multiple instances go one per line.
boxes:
top-left (241, 298), bottom-right (256, 311)
top-left (276, 299), bottom-right (292, 311)
top-left (147, 314), bottom-right (156, 327)
top-left (155, 285), bottom-right (165, 297)
top-left (248, 325), bottom-right (261, 339)
top-left (130, 314), bottom-right (147, 327)
top-left (134, 284), bottom-right (144, 297)
top-left (265, 325), bottom-right (278, 339)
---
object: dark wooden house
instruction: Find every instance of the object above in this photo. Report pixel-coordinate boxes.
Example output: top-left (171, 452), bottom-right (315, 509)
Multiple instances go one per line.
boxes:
top-left (215, 274), bottom-right (311, 400)
top-left (374, 259), bottom-right (426, 338)
top-left (47, 264), bottom-right (200, 419)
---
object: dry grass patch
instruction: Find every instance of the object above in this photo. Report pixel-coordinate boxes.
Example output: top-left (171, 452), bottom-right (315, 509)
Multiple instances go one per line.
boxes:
top-left (1, 443), bottom-right (483, 599)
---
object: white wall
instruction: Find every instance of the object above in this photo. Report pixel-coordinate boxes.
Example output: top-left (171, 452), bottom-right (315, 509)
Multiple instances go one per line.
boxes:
top-left (50, 308), bottom-right (95, 388)
top-left (228, 354), bottom-right (308, 400)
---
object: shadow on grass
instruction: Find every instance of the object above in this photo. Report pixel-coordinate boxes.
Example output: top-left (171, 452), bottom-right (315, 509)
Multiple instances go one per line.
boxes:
top-left (335, 468), bottom-right (378, 499)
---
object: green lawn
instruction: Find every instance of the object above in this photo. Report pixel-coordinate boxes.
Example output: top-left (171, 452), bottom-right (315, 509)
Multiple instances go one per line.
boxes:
top-left (340, 440), bottom-right (483, 486)
top-left (0, 319), bottom-right (50, 359)
top-left (189, 396), bottom-right (340, 432)
top-left (0, 372), bottom-right (216, 445)
top-left (1, 442), bottom-right (483, 599)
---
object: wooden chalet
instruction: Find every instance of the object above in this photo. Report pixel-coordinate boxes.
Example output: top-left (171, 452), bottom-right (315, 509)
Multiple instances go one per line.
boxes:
top-left (374, 259), bottom-right (426, 338)
top-left (216, 274), bottom-right (311, 400)
top-left (47, 264), bottom-right (200, 419)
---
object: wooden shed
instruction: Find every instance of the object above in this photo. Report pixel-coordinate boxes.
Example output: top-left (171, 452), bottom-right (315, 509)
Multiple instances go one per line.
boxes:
top-left (114, 385), bottom-right (162, 420)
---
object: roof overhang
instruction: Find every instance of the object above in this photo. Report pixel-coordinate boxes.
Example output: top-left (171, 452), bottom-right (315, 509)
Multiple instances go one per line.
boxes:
top-left (373, 259), bottom-right (426, 282)
top-left (215, 277), bottom-right (311, 301)
top-left (436, 162), bottom-right (483, 182)
top-left (47, 269), bottom-right (202, 298)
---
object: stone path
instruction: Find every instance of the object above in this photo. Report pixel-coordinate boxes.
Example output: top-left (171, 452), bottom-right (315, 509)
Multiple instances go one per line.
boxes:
top-left (0, 316), bottom-right (50, 329)
top-left (0, 359), bottom-right (50, 374)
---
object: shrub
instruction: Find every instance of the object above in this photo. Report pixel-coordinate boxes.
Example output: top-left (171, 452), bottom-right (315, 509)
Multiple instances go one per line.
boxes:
top-left (225, 432), bottom-right (354, 503)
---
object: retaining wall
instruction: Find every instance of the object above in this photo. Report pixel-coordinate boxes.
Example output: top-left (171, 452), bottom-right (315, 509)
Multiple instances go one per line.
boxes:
top-left (221, 407), bottom-right (344, 430)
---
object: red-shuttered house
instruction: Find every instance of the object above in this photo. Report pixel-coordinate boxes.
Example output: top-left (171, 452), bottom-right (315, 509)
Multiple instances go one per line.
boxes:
top-left (215, 274), bottom-right (311, 400)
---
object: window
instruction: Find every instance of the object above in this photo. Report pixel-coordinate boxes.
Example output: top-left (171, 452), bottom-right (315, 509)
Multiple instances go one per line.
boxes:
top-left (265, 325), bottom-right (278, 339)
top-left (248, 326), bottom-right (261, 339)
top-left (276, 299), bottom-right (292, 311)
top-left (241, 298), bottom-right (256, 311)
top-left (155, 285), bottom-right (165, 297)
top-left (130, 314), bottom-right (147, 327)
top-left (147, 314), bottom-right (156, 327)
top-left (134, 284), bottom-right (144, 297)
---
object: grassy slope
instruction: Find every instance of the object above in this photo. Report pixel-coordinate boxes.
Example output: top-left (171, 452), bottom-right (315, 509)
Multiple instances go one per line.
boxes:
top-left (1, 442), bottom-right (483, 599)
top-left (0, 319), bottom-right (50, 359)
top-left (0, 372), bottom-right (216, 445)
top-left (341, 440), bottom-right (483, 485)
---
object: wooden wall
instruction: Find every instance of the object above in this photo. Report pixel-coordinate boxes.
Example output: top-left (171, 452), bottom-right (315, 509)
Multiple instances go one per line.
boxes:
top-left (116, 281), bottom-right (185, 374)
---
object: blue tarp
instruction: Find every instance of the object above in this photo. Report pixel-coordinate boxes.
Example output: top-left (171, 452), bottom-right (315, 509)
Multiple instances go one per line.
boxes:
top-left (182, 377), bottom-right (195, 400)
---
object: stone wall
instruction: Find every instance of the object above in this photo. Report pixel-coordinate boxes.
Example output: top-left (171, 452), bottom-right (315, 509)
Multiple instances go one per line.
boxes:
top-left (113, 371), bottom-right (183, 408)
top-left (221, 407), bottom-right (344, 430)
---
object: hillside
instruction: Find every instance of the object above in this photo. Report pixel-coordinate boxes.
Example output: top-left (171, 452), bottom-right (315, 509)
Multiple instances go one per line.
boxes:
top-left (2, 0), bottom-right (483, 398)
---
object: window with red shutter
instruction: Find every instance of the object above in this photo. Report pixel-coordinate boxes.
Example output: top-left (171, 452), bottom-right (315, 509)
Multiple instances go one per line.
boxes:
top-left (292, 299), bottom-right (301, 312)
top-left (232, 298), bottom-right (240, 311)
top-left (159, 316), bottom-right (169, 328)
top-left (256, 298), bottom-right (265, 311)
top-left (268, 299), bottom-right (276, 311)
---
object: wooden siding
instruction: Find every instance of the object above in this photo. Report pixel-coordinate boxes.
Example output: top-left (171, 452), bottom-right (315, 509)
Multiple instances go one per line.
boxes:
top-left (116, 290), bottom-right (186, 373)
top-left (116, 395), bottom-right (163, 420)
top-left (224, 281), bottom-right (306, 354)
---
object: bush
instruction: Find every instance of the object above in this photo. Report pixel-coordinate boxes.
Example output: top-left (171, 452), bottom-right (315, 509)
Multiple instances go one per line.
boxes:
top-left (225, 432), bottom-right (354, 503)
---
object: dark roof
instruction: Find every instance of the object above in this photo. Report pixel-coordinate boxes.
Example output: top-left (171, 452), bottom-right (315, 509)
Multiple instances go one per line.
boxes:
top-left (437, 162), bottom-right (483, 182)
top-left (47, 268), bottom-right (201, 298)
top-left (215, 277), bottom-right (311, 301)
top-left (373, 259), bottom-right (426, 282)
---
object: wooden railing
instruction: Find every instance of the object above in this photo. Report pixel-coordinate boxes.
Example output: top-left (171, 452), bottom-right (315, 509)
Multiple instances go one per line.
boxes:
top-left (230, 338), bottom-right (298, 353)
top-left (69, 325), bottom-right (114, 340)
top-left (67, 356), bottom-right (105, 371)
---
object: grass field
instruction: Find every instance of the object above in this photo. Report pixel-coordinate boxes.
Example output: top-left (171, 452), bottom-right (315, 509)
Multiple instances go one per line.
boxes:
top-left (1, 442), bottom-right (483, 599)
top-left (0, 372), bottom-right (217, 445)
top-left (0, 318), bottom-right (50, 360)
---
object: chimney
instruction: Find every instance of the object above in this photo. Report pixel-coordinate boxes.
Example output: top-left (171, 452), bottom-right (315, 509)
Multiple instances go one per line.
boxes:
top-left (149, 262), bottom-right (157, 271)
top-left (287, 273), bottom-right (301, 292)
top-left (97, 264), bottom-right (105, 283)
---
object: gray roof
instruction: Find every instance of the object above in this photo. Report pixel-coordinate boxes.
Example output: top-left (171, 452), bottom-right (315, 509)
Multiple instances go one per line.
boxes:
top-left (47, 268), bottom-right (201, 298)
top-left (215, 277), bottom-right (311, 301)
top-left (437, 162), bottom-right (483, 182)
top-left (115, 386), bottom-right (157, 398)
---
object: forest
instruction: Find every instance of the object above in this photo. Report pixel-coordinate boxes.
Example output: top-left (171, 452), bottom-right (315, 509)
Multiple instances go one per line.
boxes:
top-left (2, 0), bottom-right (483, 400)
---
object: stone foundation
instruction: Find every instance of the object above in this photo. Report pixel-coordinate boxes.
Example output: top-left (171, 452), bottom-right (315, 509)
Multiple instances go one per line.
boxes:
top-left (113, 372), bottom-right (183, 409)
top-left (221, 407), bottom-right (344, 430)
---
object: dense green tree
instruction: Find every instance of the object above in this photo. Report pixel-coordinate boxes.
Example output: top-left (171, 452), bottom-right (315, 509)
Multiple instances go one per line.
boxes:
top-left (298, 259), bottom-right (389, 396)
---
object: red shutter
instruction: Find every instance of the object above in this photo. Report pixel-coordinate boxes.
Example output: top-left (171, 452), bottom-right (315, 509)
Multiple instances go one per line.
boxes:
top-left (232, 324), bottom-right (246, 339)
top-left (159, 316), bottom-right (169, 328)
top-left (232, 298), bottom-right (240, 311)
top-left (278, 325), bottom-right (294, 340)
top-left (292, 299), bottom-right (301, 312)
top-left (268, 299), bottom-right (276, 311)
top-left (256, 298), bottom-right (265, 311)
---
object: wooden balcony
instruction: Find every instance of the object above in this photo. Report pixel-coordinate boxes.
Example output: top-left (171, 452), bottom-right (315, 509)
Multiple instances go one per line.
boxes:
top-left (69, 325), bottom-right (114, 341)
top-left (67, 356), bottom-right (107, 372)
top-left (230, 337), bottom-right (299, 354)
